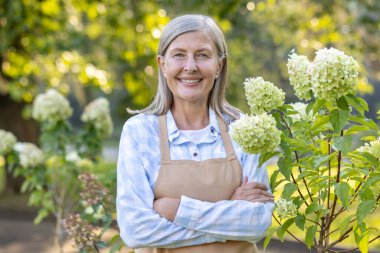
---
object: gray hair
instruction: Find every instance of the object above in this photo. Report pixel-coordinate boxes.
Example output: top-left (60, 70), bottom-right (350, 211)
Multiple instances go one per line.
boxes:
top-left (129, 14), bottom-right (240, 123)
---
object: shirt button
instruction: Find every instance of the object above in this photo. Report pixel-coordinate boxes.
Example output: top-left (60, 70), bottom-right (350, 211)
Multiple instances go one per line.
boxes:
top-left (193, 152), bottom-right (198, 157)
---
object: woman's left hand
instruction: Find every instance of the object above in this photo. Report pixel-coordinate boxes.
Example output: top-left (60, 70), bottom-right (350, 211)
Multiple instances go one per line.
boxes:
top-left (153, 197), bottom-right (180, 221)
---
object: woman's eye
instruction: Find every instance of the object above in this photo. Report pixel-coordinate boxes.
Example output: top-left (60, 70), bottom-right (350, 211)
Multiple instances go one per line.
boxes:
top-left (197, 53), bottom-right (209, 58)
top-left (174, 53), bottom-right (185, 58)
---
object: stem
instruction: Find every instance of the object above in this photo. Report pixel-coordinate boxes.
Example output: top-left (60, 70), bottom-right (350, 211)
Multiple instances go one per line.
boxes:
top-left (326, 227), bottom-right (353, 250)
top-left (273, 214), bottom-right (303, 244)
top-left (326, 235), bottom-right (380, 253)
top-left (327, 136), bottom-right (332, 210)
top-left (330, 166), bottom-right (376, 224)
top-left (279, 112), bottom-right (313, 204)
top-left (290, 173), bottom-right (309, 206)
top-left (326, 130), bottom-right (344, 233)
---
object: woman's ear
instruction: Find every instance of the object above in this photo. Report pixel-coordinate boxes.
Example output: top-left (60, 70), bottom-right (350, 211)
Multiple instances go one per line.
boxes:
top-left (215, 57), bottom-right (225, 79)
top-left (157, 55), bottom-right (166, 77)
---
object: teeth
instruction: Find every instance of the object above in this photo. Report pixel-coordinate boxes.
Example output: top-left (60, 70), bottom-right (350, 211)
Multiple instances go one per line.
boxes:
top-left (181, 79), bottom-right (200, 84)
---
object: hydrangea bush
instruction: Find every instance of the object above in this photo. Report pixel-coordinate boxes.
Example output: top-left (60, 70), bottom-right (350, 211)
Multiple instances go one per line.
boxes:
top-left (1, 89), bottom-right (115, 253)
top-left (232, 47), bottom-right (380, 253)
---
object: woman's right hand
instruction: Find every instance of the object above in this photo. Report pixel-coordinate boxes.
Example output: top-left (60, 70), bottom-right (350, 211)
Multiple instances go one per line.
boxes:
top-left (231, 176), bottom-right (274, 203)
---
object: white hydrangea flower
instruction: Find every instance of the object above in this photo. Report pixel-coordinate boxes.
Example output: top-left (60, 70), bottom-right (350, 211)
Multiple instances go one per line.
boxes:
top-left (14, 142), bottom-right (44, 168)
top-left (287, 52), bottom-right (312, 100)
top-left (289, 102), bottom-right (314, 123)
top-left (357, 137), bottom-right (380, 160)
top-left (230, 114), bottom-right (281, 154)
top-left (275, 198), bottom-right (298, 220)
top-left (65, 151), bottom-right (81, 163)
top-left (310, 47), bottom-right (359, 101)
top-left (81, 98), bottom-right (113, 138)
top-left (244, 77), bottom-right (285, 114)
top-left (0, 129), bottom-right (17, 155)
top-left (32, 89), bottom-right (73, 123)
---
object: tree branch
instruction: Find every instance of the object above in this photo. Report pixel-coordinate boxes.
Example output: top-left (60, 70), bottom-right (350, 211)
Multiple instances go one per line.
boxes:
top-left (273, 214), bottom-right (303, 244)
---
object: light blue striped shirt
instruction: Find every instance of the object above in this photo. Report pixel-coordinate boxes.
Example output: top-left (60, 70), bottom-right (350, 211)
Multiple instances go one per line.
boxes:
top-left (116, 109), bottom-right (274, 249)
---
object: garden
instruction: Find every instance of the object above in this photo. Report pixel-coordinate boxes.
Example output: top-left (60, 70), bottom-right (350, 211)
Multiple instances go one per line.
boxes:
top-left (1, 1), bottom-right (380, 253)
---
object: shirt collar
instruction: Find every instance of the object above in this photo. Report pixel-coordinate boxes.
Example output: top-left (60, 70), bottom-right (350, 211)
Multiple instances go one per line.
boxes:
top-left (166, 108), bottom-right (221, 144)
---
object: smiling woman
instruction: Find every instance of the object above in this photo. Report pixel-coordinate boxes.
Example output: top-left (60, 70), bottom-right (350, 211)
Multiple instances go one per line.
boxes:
top-left (117, 14), bottom-right (274, 253)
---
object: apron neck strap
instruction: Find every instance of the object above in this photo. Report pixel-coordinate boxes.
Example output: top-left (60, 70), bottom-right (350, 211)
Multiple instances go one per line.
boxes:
top-left (158, 115), bottom-right (170, 161)
top-left (158, 114), bottom-right (236, 161)
top-left (216, 116), bottom-right (236, 158)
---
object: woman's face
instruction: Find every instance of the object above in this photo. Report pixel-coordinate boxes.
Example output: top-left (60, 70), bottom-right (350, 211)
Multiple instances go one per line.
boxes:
top-left (158, 30), bottom-right (224, 107)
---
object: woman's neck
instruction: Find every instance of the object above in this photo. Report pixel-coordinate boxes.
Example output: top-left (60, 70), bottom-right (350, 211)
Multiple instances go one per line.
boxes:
top-left (171, 103), bottom-right (209, 130)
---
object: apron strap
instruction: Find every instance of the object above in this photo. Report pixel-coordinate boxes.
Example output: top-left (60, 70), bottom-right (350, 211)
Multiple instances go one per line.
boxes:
top-left (158, 115), bottom-right (170, 161)
top-left (216, 116), bottom-right (236, 158)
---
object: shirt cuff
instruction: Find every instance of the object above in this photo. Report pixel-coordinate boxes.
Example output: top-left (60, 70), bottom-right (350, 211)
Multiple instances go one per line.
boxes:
top-left (173, 195), bottom-right (202, 229)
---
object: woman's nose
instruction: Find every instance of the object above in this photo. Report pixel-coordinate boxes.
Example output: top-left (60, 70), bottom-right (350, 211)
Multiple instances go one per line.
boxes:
top-left (184, 57), bottom-right (198, 72)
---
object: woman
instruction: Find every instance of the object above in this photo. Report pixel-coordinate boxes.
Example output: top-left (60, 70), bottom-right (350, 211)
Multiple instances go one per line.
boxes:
top-left (117, 14), bottom-right (274, 252)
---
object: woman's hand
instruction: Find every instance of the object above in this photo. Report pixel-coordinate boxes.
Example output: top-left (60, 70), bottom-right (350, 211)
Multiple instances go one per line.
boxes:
top-left (231, 176), bottom-right (274, 203)
top-left (153, 197), bottom-right (180, 221)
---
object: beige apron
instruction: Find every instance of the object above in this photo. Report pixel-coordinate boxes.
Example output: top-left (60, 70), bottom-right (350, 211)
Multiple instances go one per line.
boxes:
top-left (135, 115), bottom-right (258, 253)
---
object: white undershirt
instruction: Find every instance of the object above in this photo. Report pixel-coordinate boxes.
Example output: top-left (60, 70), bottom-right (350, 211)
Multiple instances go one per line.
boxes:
top-left (179, 125), bottom-right (210, 145)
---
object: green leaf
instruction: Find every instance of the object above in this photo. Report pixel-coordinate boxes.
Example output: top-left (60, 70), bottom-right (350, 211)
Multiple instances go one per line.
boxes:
top-left (278, 156), bottom-right (292, 181)
top-left (305, 225), bottom-right (317, 249)
top-left (362, 176), bottom-right (380, 190)
top-left (281, 183), bottom-right (298, 200)
top-left (277, 217), bottom-right (295, 241)
top-left (333, 135), bottom-right (352, 155)
top-left (357, 200), bottom-right (376, 224)
top-left (334, 182), bottom-right (351, 209)
top-left (33, 209), bottom-right (49, 224)
top-left (359, 187), bottom-right (374, 201)
top-left (349, 115), bottom-right (379, 132)
top-left (259, 151), bottom-right (279, 167)
top-left (345, 125), bottom-right (371, 135)
top-left (340, 215), bottom-right (354, 237)
top-left (305, 202), bottom-right (322, 215)
top-left (337, 96), bottom-right (349, 111)
top-left (354, 223), bottom-right (369, 253)
top-left (270, 170), bottom-right (284, 191)
top-left (312, 99), bottom-right (327, 114)
top-left (95, 241), bottom-right (108, 248)
top-left (295, 214), bottom-right (305, 230)
top-left (361, 136), bottom-right (377, 141)
top-left (345, 94), bottom-right (366, 116)
top-left (306, 100), bottom-right (315, 115)
top-left (310, 115), bottom-right (329, 132)
top-left (329, 108), bottom-right (349, 132)
top-left (358, 233), bottom-right (369, 253)
top-left (311, 155), bottom-right (332, 169)
top-left (263, 227), bottom-right (278, 249)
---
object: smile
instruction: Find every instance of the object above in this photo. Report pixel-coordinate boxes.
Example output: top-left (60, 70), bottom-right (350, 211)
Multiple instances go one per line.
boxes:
top-left (178, 79), bottom-right (202, 84)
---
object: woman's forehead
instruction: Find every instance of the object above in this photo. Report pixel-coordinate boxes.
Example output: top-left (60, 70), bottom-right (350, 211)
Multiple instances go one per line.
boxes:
top-left (167, 30), bottom-right (216, 52)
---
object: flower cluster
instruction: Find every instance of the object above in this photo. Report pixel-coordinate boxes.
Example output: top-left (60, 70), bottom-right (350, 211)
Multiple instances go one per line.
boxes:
top-left (357, 137), bottom-right (380, 160)
top-left (230, 114), bottom-right (281, 154)
top-left (32, 89), bottom-right (73, 123)
top-left (0, 129), bottom-right (17, 155)
top-left (287, 53), bottom-right (312, 100)
top-left (78, 172), bottom-right (112, 207)
top-left (289, 102), bottom-right (314, 123)
top-left (14, 143), bottom-right (44, 168)
top-left (81, 98), bottom-right (113, 138)
top-left (311, 48), bottom-right (358, 101)
top-left (63, 213), bottom-right (100, 251)
top-left (274, 199), bottom-right (298, 220)
top-left (65, 151), bottom-right (94, 169)
top-left (244, 77), bottom-right (285, 114)
top-left (287, 48), bottom-right (359, 102)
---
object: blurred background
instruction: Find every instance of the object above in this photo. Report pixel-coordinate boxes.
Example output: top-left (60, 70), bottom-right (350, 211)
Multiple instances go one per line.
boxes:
top-left (1, 0), bottom-right (380, 252)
